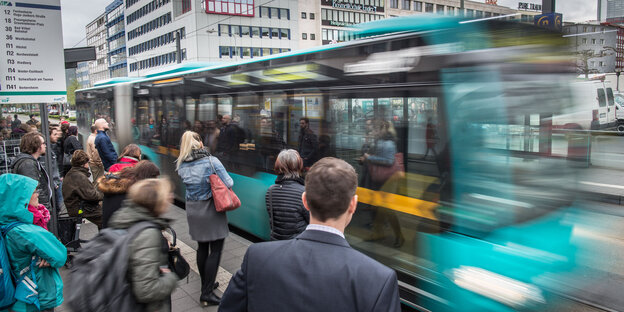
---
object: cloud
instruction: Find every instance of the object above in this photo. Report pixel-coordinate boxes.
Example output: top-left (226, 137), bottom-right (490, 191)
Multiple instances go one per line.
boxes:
top-left (61, 0), bottom-right (112, 48)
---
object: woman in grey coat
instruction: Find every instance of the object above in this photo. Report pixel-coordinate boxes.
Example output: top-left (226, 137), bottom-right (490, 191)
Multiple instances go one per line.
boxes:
top-left (176, 131), bottom-right (233, 307)
top-left (108, 178), bottom-right (179, 312)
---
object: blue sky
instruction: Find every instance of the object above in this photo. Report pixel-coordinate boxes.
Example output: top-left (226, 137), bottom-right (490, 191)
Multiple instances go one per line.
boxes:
top-left (60, 0), bottom-right (597, 48)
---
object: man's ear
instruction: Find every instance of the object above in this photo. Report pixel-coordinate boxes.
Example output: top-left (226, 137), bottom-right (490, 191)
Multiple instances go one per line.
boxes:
top-left (348, 195), bottom-right (358, 214)
top-left (301, 192), bottom-right (310, 211)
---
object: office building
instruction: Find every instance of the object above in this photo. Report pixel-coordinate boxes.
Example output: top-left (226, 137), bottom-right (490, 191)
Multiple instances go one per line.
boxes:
top-left (564, 22), bottom-right (618, 74)
top-left (86, 13), bottom-right (110, 86)
top-left (107, 0), bottom-right (128, 78)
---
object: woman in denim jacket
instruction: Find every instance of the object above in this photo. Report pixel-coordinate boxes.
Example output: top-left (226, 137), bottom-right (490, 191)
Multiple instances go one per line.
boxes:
top-left (176, 131), bottom-right (233, 307)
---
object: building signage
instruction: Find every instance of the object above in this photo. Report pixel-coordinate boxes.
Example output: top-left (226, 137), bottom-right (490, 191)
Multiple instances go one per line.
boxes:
top-left (329, 20), bottom-right (353, 27)
top-left (485, 0), bottom-right (497, 4)
top-left (518, 2), bottom-right (542, 11)
top-left (0, 0), bottom-right (67, 104)
top-left (534, 13), bottom-right (562, 31)
top-left (321, 0), bottom-right (384, 13)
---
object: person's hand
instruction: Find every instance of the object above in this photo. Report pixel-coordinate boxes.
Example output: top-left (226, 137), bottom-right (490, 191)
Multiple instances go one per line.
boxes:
top-left (160, 267), bottom-right (171, 274)
top-left (37, 259), bottom-right (50, 268)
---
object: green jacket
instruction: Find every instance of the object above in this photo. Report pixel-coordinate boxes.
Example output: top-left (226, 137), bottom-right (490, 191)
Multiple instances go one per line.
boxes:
top-left (0, 174), bottom-right (67, 312)
top-left (108, 200), bottom-right (178, 312)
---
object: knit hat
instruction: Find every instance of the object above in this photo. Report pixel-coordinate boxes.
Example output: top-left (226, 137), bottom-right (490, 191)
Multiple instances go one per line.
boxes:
top-left (71, 150), bottom-right (90, 167)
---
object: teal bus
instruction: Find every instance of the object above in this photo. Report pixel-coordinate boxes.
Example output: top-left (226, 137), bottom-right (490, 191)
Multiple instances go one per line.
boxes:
top-left (76, 16), bottom-right (614, 311)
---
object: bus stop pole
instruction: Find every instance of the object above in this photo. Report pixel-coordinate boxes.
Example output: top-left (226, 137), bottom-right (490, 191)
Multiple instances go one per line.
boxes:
top-left (39, 103), bottom-right (58, 237)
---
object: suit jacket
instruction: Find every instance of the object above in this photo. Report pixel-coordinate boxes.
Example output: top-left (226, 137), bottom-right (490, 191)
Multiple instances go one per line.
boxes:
top-left (219, 229), bottom-right (401, 312)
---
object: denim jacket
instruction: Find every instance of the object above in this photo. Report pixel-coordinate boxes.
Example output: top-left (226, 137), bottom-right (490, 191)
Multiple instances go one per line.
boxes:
top-left (177, 148), bottom-right (234, 201)
top-left (367, 139), bottom-right (396, 166)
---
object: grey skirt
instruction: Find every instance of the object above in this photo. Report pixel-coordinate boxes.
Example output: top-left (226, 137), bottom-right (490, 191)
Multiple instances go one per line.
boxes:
top-left (186, 198), bottom-right (229, 242)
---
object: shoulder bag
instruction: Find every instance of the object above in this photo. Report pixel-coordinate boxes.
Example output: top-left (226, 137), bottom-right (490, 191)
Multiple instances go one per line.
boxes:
top-left (207, 156), bottom-right (241, 212)
top-left (164, 226), bottom-right (190, 280)
top-left (368, 152), bottom-right (405, 184)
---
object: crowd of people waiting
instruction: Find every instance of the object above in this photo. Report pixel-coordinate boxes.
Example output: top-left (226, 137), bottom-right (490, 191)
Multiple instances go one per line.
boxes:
top-left (0, 111), bottom-right (402, 311)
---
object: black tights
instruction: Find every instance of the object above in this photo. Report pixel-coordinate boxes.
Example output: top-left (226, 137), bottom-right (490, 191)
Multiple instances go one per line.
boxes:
top-left (197, 239), bottom-right (224, 298)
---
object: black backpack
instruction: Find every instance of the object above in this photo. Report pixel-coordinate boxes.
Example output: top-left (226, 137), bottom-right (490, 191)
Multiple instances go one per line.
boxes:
top-left (67, 221), bottom-right (158, 312)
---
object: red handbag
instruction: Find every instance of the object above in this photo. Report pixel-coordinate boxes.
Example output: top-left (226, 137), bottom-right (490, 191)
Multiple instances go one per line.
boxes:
top-left (368, 153), bottom-right (405, 184)
top-left (207, 156), bottom-right (241, 212)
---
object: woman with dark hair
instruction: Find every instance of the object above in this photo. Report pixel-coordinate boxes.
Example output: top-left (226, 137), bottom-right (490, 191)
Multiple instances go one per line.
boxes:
top-left (108, 144), bottom-right (142, 173)
top-left (62, 125), bottom-right (83, 177)
top-left (265, 149), bottom-right (309, 240)
top-left (98, 160), bottom-right (160, 228)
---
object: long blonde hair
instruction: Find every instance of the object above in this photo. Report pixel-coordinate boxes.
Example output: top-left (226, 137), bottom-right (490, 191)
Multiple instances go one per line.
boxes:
top-left (176, 131), bottom-right (203, 170)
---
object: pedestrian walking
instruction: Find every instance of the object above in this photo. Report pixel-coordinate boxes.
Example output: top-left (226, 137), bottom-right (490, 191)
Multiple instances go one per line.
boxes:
top-left (107, 178), bottom-right (179, 312)
top-left (94, 118), bottom-right (118, 171)
top-left (98, 160), bottom-right (160, 228)
top-left (10, 132), bottom-right (52, 210)
top-left (219, 157), bottom-right (401, 312)
top-left (176, 131), bottom-right (232, 306)
top-left (108, 144), bottom-right (141, 173)
top-left (297, 117), bottom-right (319, 168)
top-left (86, 125), bottom-right (105, 183)
top-left (62, 150), bottom-right (104, 229)
top-left (265, 149), bottom-right (309, 240)
top-left (0, 174), bottom-right (67, 312)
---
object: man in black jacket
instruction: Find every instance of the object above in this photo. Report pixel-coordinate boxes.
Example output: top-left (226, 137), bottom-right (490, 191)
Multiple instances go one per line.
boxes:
top-left (298, 117), bottom-right (318, 168)
top-left (11, 132), bottom-right (52, 209)
top-left (220, 157), bottom-right (401, 312)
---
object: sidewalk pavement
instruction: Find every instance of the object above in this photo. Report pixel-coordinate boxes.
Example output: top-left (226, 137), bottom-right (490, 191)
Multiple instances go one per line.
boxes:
top-left (56, 204), bottom-right (252, 312)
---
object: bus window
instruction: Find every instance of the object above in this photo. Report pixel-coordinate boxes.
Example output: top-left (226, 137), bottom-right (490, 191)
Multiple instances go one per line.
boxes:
top-left (185, 96), bottom-right (197, 125)
top-left (198, 94), bottom-right (216, 122)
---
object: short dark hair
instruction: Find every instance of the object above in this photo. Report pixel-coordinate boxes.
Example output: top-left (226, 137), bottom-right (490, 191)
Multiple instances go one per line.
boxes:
top-left (29, 114), bottom-right (34, 119)
top-left (91, 125), bottom-right (97, 133)
top-left (49, 125), bottom-right (60, 135)
top-left (304, 157), bottom-right (357, 221)
top-left (20, 132), bottom-right (43, 155)
top-left (299, 117), bottom-right (309, 124)
top-left (14, 114), bottom-right (18, 119)
top-left (68, 126), bottom-right (78, 136)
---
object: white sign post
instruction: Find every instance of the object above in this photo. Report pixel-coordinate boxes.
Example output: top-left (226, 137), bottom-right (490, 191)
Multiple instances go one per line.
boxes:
top-left (0, 0), bottom-right (67, 104)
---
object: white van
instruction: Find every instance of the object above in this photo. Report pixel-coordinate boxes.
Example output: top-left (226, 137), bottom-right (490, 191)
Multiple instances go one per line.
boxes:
top-left (552, 80), bottom-right (611, 130)
top-left (604, 81), bottom-right (617, 127)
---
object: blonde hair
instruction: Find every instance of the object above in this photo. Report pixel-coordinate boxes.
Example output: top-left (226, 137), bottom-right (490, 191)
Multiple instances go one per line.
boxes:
top-left (128, 178), bottom-right (172, 216)
top-left (176, 131), bottom-right (203, 170)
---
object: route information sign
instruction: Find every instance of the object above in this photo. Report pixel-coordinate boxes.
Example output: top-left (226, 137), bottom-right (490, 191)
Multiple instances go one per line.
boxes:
top-left (0, 0), bottom-right (67, 104)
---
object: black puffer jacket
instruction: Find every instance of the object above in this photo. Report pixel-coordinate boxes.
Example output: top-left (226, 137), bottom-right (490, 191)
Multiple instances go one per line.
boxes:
top-left (265, 175), bottom-right (309, 240)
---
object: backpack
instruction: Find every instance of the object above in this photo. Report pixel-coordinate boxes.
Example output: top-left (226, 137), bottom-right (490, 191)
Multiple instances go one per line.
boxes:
top-left (0, 222), bottom-right (40, 310)
top-left (67, 221), bottom-right (158, 312)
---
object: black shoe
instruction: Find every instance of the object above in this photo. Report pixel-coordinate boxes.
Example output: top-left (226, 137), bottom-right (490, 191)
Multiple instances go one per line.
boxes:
top-left (200, 292), bottom-right (221, 306)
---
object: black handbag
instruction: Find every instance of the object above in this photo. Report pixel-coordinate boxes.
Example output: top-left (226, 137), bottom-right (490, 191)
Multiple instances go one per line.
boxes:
top-left (165, 226), bottom-right (190, 280)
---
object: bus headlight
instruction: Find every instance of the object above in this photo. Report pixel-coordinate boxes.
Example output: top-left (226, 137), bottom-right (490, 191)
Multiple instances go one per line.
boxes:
top-left (451, 266), bottom-right (545, 308)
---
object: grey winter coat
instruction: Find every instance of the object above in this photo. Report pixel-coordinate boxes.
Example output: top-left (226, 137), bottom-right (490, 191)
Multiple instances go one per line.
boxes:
top-left (11, 153), bottom-right (52, 208)
top-left (265, 176), bottom-right (309, 240)
top-left (108, 201), bottom-right (178, 312)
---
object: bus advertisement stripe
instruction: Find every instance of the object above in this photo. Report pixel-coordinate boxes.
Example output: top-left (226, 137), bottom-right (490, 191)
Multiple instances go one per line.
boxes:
top-left (356, 187), bottom-right (439, 220)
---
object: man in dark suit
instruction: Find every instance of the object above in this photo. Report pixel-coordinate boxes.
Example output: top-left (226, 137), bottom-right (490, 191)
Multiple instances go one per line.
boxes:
top-left (219, 157), bottom-right (401, 312)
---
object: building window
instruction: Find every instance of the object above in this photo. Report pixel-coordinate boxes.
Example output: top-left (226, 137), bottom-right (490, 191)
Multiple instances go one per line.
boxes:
top-left (413, 1), bottom-right (422, 11)
top-left (425, 3), bottom-right (434, 13)
top-left (600, 61), bottom-right (604, 67)
top-left (582, 38), bottom-right (587, 44)
top-left (280, 28), bottom-right (289, 39)
top-left (205, 0), bottom-right (254, 17)
top-left (261, 6), bottom-right (269, 17)
top-left (310, 33), bottom-right (315, 40)
top-left (403, 0), bottom-right (410, 10)
top-left (261, 27), bottom-right (269, 37)
top-left (475, 10), bottom-right (483, 18)
top-left (252, 27), bottom-right (260, 37)
top-left (302, 12), bottom-right (306, 19)
top-left (447, 6), bottom-right (454, 15)
top-left (592, 39), bottom-right (596, 44)
top-left (601, 39), bottom-right (605, 45)
top-left (280, 8), bottom-right (289, 19)
top-left (390, 0), bottom-right (398, 8)
top-left (271, 7), bottom-right (279, 18)
top-left (271, 28), bottom-right (279, 38)
top-left (310, 12), bottom-right (315, 19)
top-left (590, 61), bottom-right (595, 66)
top-left (322, 9), bottom-right (327, 20)
top-left (302, 33), bottom-right (308, 40)
top-left (241, 26), bottom-right (250, 37)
